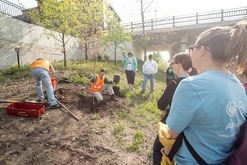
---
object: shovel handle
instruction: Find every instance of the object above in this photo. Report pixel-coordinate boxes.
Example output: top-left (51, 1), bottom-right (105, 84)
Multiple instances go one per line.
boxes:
top-left (0, 100), bottom-right (18, 103)
top-left (57, 100), bottom-right (79, 121)
top-left (0, 100), bottom-right (43, 104)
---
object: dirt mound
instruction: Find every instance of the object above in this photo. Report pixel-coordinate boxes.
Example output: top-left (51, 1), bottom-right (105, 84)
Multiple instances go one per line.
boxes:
top-left (0, 73), bottom-right (153, 165)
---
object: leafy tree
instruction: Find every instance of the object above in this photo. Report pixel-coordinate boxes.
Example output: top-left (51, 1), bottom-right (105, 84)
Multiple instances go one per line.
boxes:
top-left (30, 0), bottom-right (104, 69)
top-left (74, 0), bottom-right (104, 62)
top-left (103, 12), bottom-right (132, 66)
top-left (30, 0), bottom-right (81, 68)
top-left (153, 52), bottom-right (162, 63)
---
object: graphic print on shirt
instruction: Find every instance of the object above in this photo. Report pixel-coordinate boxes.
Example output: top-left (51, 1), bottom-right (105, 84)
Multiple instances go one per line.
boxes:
top-left (226, 102), bottom-right (238, 117)
top-left (218, 100), bottom-right (246, 138)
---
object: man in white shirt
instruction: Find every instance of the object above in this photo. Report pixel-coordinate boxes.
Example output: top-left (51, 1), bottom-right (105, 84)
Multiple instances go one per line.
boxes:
top-left (141, 54), bottom-right (158, 93)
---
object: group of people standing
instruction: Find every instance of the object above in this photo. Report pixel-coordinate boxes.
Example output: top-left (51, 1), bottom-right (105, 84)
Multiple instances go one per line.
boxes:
top-left (122, 52), bottom-right (158, 93)
top-left (153, 20), bottom-right (247, 165)
top-left (30, 20), bottom-right (247, 165)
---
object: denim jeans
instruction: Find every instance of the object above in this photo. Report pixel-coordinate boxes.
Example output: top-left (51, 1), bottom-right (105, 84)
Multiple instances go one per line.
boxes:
top-left (142, 73), bottom-right (154, 92)
top-left (31, 67), bottom-right (57, 106)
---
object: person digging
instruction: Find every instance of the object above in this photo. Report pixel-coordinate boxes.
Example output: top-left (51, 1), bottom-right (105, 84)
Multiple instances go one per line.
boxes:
top-left (31, 58), bottom-right (60, 109)
top-left (90, 68), bottom-right (117, 106)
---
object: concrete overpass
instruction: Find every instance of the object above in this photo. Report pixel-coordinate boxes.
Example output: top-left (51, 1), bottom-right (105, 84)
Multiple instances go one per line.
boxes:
top-left (0, 0), bottom-right (247, 68)
top-left (124, 7), bottom-right (247, 58)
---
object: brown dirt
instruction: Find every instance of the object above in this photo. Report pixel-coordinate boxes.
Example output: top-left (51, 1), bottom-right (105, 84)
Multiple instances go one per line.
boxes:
top-left (0, 72), bottom-right (154, 165)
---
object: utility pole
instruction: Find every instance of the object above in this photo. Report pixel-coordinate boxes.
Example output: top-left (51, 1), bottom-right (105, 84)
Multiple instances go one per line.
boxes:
top-left (155, 9), bottom-right (157, 29)
top-left (140, 0), bottom-right (155, 61)
top-left (140, 0), bottom-right (147, 61)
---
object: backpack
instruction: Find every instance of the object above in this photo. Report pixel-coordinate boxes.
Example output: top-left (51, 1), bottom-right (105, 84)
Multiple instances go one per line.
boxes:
top-left (227, 120), bottom-right (247, 165)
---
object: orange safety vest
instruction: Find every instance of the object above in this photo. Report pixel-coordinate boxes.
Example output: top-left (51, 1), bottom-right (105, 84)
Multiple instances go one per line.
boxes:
top-left (91, 74), bottom-right (105, 92)
top-left (31, 59), bottom-right (50, 72)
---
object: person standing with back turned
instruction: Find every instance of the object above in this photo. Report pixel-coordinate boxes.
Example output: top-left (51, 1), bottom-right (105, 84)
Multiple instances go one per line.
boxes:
top-left (31, 58), bottom-right (60, 108)
top-left (153, 52), bottom-right (198, 165)
top-left (158, 21), bottom-right (247, 164)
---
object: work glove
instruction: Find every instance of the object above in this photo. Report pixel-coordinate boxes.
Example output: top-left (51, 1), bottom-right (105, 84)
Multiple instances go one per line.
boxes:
top-left (105, 80), bottom-right (112, 84)
top-left (158, 122), bottom-right (175, 149)
top-left (91, 77), bottom-right (96, 83)
top-left (160, 148), bottom-right (175, 165)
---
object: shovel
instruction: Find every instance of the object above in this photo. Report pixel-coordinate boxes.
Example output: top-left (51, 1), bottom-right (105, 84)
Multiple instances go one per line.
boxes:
top-left (0, 99), bottom-right (44, 104)
top-left (57, 100), bottom-right (79, 121)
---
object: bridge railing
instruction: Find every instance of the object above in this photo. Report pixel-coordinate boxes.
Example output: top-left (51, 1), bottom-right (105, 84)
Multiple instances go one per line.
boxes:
top-left (124, 7), bottom-right (247, 32)
top-left (0, 0), bottom-right (25, 20)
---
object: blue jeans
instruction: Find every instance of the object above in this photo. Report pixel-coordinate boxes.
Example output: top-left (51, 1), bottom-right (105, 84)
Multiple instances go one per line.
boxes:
top-left (31, 67), bottom-right (57, 106)
top-left (142, 74), bottom-right (154, 92)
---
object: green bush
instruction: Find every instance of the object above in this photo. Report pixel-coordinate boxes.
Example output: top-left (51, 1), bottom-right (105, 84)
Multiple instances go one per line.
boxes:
top-left (104, 54), bottom-right (110, 61)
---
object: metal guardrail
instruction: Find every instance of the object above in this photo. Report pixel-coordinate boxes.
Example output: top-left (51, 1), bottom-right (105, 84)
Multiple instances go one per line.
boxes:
top-left (0, 0), bottom-right (25, 19)
top-left (124, 7), bottom-right (247, 32)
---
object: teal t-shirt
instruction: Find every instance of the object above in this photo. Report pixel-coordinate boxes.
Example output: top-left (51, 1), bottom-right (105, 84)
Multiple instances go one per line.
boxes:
top-left (167, 71), bottom-right (247, 165)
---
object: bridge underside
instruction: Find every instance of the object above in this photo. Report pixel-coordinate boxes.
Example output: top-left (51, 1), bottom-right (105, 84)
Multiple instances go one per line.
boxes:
top-left (133, 20), bottom-right (244, 57)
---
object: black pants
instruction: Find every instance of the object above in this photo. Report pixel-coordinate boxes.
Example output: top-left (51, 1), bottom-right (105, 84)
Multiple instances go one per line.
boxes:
top-left (125, 70), bottom-right (135, 85)
top-left (153, 134), bottom-right (163, 165)
top-left (153, 115), bottom-right (169, 165)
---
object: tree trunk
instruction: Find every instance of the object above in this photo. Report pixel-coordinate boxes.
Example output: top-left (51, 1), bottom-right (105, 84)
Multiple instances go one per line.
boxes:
top-left (85, 43), bottom-right (88, 60)
top-left (62, 33), bottom-right (67, 68)
top-left (114, 42), bottom-right (117, 67)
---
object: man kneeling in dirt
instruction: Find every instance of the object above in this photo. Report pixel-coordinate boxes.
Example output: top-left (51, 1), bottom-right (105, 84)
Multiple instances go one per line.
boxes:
top-left (90, 68), bottom-right (117, 105)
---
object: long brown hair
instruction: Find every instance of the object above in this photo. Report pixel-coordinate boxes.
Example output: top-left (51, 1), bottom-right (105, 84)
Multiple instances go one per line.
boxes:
top-left (173, 52), bottom-right (198, 76)
top-left (196, 21), bottom-right (247, 74)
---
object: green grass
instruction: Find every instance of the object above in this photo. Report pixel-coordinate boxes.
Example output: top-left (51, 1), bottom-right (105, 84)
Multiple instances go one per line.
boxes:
top-left (114, 122), bottom-right (125, 135)
top-left (127, 130), bottom-right (144, 152)
top-left (0, 59), bottom-right (167, 119)
top-left (0, 65), bottom-right (32, 83)
top-left (0, 59), bottom-right (169, 155)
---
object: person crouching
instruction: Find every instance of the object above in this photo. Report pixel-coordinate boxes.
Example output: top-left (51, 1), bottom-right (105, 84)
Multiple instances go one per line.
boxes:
top-left (90, 69), bottom-right (117, 105)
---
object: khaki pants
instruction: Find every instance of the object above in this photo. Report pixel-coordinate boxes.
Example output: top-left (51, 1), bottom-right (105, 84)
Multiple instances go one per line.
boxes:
top-left (92, 84), bottom-right (114, 101)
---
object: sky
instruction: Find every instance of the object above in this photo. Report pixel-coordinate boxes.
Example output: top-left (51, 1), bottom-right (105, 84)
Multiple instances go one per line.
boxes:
top-left (7, 0), bottom-right (247, 23)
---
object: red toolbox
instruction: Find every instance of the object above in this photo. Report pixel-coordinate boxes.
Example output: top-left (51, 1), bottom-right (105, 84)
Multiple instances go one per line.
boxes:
top-left (6, 102), bottom-right (45, 118)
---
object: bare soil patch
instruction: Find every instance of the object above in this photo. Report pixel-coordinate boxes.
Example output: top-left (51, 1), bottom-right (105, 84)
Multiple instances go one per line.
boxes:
top-left (0, 72), bottom-right (154, 165)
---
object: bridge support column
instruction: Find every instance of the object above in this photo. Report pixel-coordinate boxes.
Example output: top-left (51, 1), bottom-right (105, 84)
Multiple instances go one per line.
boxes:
top-left (180, 33), bottom-right (188, 52)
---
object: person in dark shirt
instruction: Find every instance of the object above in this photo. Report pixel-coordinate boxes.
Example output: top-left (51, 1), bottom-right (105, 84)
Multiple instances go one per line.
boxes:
top-left (153, 52), bottom-right (198, 165)
top-left (165, 64), bottom-right (175, 85)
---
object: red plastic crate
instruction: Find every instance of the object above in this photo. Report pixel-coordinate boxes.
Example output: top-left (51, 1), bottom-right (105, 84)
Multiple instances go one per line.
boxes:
top-left (6, 102), bottom-right (45, 118)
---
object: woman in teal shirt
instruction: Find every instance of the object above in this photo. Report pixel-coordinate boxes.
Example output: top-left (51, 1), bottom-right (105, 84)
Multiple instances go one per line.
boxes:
top-left (160, 21), bottom-right (247, 164)
top-left (122, 52), bottom-right (137, 90)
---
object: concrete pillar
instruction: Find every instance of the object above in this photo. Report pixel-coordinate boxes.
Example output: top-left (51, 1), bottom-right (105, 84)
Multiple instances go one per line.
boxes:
top-left (180, 33), bottom-right (188, 52)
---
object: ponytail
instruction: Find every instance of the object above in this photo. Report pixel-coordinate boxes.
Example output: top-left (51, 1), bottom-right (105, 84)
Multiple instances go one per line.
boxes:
top-left (226, 21), bottom-right (247, 74)
top-left (188, 67), bottom-right (199, 76)
top-left (173, 52), bottom-right (199, 76)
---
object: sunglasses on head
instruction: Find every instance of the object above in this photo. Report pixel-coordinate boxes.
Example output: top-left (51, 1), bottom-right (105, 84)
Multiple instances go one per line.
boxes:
top-left (170, 61), bottom-right (178, 65)
top-left (189, 44), bottom-right (201, 53)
